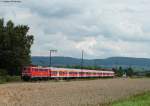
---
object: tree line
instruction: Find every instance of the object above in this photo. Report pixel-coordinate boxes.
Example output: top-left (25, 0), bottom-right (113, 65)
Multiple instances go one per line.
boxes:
top-left (112, 66), bottom-right (134, 77)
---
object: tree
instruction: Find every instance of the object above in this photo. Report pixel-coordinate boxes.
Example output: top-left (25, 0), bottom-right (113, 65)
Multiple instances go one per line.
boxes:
top-left (113, 66), bottom-right (124, 77)
top-left (146, 72), bottom-right (150, 77)
top-left (126, 67), bottom-right (134, 77)
top-left (0, 18), bottom-right (34, 75)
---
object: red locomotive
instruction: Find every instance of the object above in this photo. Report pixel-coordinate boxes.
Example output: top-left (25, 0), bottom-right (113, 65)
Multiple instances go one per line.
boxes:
top-left (21, 66), bottom-right (114, 81)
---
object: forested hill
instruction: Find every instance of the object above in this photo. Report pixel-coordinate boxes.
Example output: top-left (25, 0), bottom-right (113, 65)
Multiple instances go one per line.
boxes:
top-left (32, 56), bottom-right (150, 70)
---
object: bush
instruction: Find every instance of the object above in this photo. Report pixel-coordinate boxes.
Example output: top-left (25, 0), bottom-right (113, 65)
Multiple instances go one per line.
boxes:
top-left (0, 69), bottom-right (7, 83)
top-left (5, 76), bottom-right (21, 82)
top-left (126, 67), bottom-right (134, 77)
top-left (0, 69), bottom-right (21, 83)
top-left (146, 73), bottom-right (150, 77)
top-left (0, 75), bottom-right (21, 84)
top-left (0, 76), bottom-right (7, 84)
top-left (0, 69), bottom-right (7, 76)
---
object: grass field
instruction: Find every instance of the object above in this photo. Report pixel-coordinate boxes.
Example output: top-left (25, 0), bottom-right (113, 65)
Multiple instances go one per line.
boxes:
top-left (0, 78), bottom-right (150, 106)
top-left (111, 91), bottom-right (150, 106)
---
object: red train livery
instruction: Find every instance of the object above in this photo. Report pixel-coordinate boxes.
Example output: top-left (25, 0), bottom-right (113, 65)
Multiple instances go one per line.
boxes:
top-left (21, 66), bottom-right (115, 81)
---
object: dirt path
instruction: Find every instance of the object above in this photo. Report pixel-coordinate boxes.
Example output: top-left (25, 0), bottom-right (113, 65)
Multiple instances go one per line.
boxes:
top-left (0, 78), bottom-right (150, 106)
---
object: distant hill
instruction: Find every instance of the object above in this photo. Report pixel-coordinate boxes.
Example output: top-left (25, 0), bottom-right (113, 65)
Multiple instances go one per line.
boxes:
top-left (31, 56), bottom-right (150, 71)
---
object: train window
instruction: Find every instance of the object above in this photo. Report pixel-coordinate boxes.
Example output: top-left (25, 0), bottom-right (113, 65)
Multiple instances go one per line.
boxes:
top-left (59, 72), bottom-right (62, 75)
top-left (41, 69), bottom-right (47, 72)
top-left (69, 72), bottom-right (74, 74)
top-left (83, 72), bottom-right (85, 74)
top-left (73, 72), bottom-right (77, 74)
top-left (79, 72), bottom-right (82, 74)
top-left (62, 71), bottom-right (67, 74)
top-left (59, 71), bottom-right (66, 75)
top-left (35, 69), bottom-right (38, 71)
top-left (52, 71), bottom-right (57, 74)
top-left (88, 72), bottom-right (90, 75)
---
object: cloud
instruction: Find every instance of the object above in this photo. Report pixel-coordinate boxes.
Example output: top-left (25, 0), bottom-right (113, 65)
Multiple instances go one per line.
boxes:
top-left (0, 0), bottom-right (150, 58)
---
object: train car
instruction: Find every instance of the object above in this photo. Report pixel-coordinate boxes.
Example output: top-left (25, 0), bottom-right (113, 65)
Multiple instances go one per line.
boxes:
top-left (22, 66), bottom-right (50, 81)
top-left (21, 66), bottom-right (115, 81)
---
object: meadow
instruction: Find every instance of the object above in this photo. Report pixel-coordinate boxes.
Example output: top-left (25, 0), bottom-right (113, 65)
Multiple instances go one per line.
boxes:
top-left (0, 78), bottom-right (149, 106)
top-left (111, 91), bottom-right (150, 106)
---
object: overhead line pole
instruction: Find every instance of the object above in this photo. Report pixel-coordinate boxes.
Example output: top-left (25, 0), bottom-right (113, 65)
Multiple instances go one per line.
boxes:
top-left (94, 59), bottom-right (96, 69)
top-left (49, 49), bottom-right (57, 68)
top-left (81, 50), bottom-right (84, 70)
top-left (80, 50), bottom-right (84, 77)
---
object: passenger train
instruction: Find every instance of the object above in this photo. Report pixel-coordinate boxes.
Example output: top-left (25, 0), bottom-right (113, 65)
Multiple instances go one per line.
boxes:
top-left (21, 66), bottom-right (115, 81)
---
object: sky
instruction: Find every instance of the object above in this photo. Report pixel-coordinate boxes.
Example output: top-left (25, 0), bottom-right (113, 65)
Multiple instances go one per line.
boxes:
top-left (0, 0), bottom-right (150, 59)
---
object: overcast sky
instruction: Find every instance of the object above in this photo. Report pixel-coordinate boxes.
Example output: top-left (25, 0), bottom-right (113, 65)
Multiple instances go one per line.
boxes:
top-left (0, 0), bottom-right (150, 59)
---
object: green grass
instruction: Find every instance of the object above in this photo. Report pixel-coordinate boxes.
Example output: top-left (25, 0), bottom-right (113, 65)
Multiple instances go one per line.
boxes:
top-left (80, 91), bottom-right (150, 106)
top-left (0, 76), bottom-right (21, 84)
top-left (111, 91), bottom-right (150, 106)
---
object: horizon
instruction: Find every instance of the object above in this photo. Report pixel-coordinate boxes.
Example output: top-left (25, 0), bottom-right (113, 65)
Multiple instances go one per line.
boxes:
top-left (31, 55), bottom-right (150, 60)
